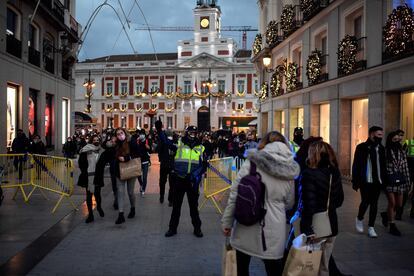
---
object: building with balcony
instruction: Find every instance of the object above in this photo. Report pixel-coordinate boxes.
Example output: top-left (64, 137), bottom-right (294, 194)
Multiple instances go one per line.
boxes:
top-left (0, 0), bottom-right (80, 153)
top-left (253, 0), bottom-right (414, 174)
top-left (74, 0), bottom-right (258, 133)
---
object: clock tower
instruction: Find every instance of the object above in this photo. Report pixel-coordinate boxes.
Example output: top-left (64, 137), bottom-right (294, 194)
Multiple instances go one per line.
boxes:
top-left (193, 0), bottom-right (221, 44)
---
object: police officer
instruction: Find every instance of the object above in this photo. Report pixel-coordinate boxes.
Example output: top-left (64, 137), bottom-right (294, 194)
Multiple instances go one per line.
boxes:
top-left (165, 126), bottom-right (205, 238)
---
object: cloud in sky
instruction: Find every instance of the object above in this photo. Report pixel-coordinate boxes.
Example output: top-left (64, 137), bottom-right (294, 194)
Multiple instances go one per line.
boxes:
top-left (76, 0), bottom-right (258, 61)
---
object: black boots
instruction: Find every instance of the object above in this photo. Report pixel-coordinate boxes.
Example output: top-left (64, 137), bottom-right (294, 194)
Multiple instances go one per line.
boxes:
top-left (85, 214), bottom-right (94, 223)
top-left (160, 196), bottom-right (164, 204)
top-left (389, 223), bottom-right (401, 236)
top-left (380, 212), bottom-right (388, 227)
top-left (128, 207), bottom-right (135, 219)
top-left (193, 229), bottom-right (203, 238)
top-left (115, 212), bottom-right (125, 224)
top-left (97, 206), bottom-right (105, 217)
top-left (165, 229), bottom-right (177, 237)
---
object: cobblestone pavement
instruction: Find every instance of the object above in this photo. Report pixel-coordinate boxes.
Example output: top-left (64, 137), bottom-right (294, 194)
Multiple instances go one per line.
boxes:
top-left (1, 155), bottom-right (414, 275)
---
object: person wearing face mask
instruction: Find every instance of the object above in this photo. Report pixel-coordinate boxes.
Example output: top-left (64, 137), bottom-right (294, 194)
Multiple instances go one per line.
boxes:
top-left (165, 126), bottom-right (205, 238)
top-left (352, 126), bottom-right (387, 238)
top-left (136, 130), bottom-right (151, 197)
top-left (378, 131), bottom-right (411, 236)
top-left (77, 135), bottom-right (105, 223)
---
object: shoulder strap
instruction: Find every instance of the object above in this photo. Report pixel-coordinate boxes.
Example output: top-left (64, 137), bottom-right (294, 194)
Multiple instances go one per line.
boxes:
top-left (250, 161), bottom-right (257, 175)
top-left (326, 173), bottom-right (332, 209)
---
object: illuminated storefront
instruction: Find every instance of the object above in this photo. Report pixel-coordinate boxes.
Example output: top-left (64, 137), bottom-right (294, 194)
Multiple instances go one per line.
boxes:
top-left (320, 104), bottom-right (330, 143)
top-left (7, 85), bottom-right (18, 150)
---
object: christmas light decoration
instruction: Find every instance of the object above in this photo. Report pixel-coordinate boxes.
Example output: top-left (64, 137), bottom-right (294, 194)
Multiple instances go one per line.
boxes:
top-left (253, 34), bottom-right (263, 55)
top-left (337, 35), bottom-right (358, 75)
top-left (301, 0), bottom-right (316, 21)
top-left (281, 5), bottom-right (295, 36)
top-left (286, 62), bottom-right (298, 92)
top-left (266, 20), bottom-right (278, 46)
top-left (306, 49), bottom-right (322, 85)
top-left (270, 71), bottom-right (283, 97)
top-left (259, 82), bottom-right (268, 102)
top-left (383, 4), bottom-right (414, 56)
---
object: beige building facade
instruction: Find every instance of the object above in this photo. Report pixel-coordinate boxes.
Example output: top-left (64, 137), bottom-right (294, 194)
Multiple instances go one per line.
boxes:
top-left (253, 0), bottom-right (414, 174)
top-left (1, 0), bottom-right (79, 153)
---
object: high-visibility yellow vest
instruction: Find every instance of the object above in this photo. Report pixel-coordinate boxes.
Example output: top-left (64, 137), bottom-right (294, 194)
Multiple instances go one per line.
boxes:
top-left (405, 139), bottom-right (414, 156)
top-left (289, 141), bottom-right (300, 154)
top-left (174, 139), bottom-right (205, 178)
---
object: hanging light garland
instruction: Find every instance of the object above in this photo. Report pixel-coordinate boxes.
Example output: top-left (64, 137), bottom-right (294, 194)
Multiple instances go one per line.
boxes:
top-left (236, 90), bottom-right (245, 97)
top-left (306, 49), bottom-right (322, 85)
top-left (337, 34), bottom-right (358, 75)
top-left (270, 72), bottom-right (283, 97)
top-left (105, 92), bottom-right (113, 98)
top-left (383, 4), bottom-right (414, 56)
top-left (259, 82), bottom-right (268, 102)
top-left (253, 34), bottom-right (263, 55)
top-left (285, 62), bottom-right (298, 92)
top-left (165, 92), bottom-right (175, 99)
top-left (281, 5), bottom-right (295, 36)
top-left (266, 20), bottom-right (278, 46)
top-left (134, 107), bottom-right (143, 112)
top-left (300, 0), bottom-right (316, 21)
top-left (165, 106), bottom-right (175, 113)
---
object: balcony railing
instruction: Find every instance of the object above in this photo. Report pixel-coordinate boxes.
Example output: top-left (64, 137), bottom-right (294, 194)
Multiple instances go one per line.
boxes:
top-left (53, 0), bottom-right (65, 23)
top-left (28, 47), bottom-right (41, 67)
top-left (44, 56), bottom-right (55, 74)
top-left (383, 40), bottom-right (414, 64)
top-left (6, 34), bottom-right (22, 58)
top-left (302, 0), bottom-right (329, 22)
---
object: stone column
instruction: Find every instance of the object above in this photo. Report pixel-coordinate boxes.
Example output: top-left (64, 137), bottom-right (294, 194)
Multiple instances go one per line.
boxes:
top-left (368, 92), bottom-right (385, 129)
top-left (328, 7), bottom-right (339, 79)
top-left (365, 0), bottom-right (383, 67)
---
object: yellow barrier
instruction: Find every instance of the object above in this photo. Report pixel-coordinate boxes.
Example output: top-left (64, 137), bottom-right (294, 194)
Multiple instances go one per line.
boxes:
top-left (0, 154), bottom-right (77, 213)
top-left (200, 157), bottom-right (234, 214)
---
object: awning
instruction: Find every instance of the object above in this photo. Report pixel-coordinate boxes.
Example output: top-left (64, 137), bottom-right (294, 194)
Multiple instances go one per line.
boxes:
top-left (248, 119), bottom-right (257, 126)
top-left (221, 117), bottom-right (257, 129)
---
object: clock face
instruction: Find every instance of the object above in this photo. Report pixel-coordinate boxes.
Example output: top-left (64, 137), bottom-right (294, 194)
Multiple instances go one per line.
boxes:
top-left (200, 18), bottom-right (209, 29)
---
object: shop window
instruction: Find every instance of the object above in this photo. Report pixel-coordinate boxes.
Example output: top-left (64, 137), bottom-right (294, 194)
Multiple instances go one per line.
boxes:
top-left (351, 98), bottom-right (369, 165)
top-left (289, 107), bottom-right (304, 139)
top-left (62, 98), bottom-right (70, 144)
top-left (320, 104), bottom-right (330, 143)
top-left (273, 110), bottom-right (285, 135)
top-left (401, 92), bottom-right (414, 156)
top-left (45, 94), bottom-right (53, 147)
top-left (29, 89), bottom-right (38, 137)
top-left (7, 85), bottom-right (18, 150)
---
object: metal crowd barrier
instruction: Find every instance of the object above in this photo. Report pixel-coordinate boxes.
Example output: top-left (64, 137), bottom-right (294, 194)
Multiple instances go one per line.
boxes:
top-left (200, 157), bottom-right (234, 214)
top-left (0, 154), bottom-right (76, 213)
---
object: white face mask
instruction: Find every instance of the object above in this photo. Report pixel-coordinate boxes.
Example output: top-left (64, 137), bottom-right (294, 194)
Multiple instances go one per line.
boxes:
top-left (139, 135), bottom-right (146, 141)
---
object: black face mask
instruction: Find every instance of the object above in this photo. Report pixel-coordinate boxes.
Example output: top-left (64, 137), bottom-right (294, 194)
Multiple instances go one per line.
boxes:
top-left (93, 142), bottom-right (100, 146)
top-left (391, 141), bottom-right (401, 148)
top-left (373, 137), bottom-right (382, 145)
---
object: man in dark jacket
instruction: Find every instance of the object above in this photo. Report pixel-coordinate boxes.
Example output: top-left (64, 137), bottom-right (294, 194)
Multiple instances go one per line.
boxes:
top-left (63, 137), bottom-right (77, 158)
top-left (155, 120), bottom-right (176, 205)
top-left (353, 126), bottom-right (387, 238)
top-left (12, 129), bottom-right (30, 180)
top-left (29, 135), bottom-right (47, 179)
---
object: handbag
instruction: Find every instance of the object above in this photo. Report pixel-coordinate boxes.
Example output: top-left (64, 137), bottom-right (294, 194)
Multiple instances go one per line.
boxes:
top-left (222, 238), bottom-right (237, 276)
top-left (282, 234), bottom-right (324, 276)
top-left (119, 158), bottom-right (142, 181)
top-left (311, 174), bottom-right (332, 239)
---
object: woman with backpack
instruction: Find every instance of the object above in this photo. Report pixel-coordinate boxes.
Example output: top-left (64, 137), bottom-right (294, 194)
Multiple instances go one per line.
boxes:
top-left (221, 131), bottom-right (300, 276)
top-left (300, 141), bottom-right (344, 276)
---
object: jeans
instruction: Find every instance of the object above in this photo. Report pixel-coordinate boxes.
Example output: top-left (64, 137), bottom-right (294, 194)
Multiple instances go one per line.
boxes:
top-left (236, 250), bottom-right (283, 276)
top-left (116, 177), bottom-right (136, 213)
top-left (138, 162), bottom-right (149, 192)
top-left (168, 174), bottom-right (201, 231)
top-left (357, 182), bottom-right (382, 227)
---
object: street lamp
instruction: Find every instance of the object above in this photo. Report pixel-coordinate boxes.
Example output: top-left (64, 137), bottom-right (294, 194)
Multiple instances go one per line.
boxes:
top-left (83, 70), bottom-right (95, 113)
top-left (201, 68), bottom-right (216, 131)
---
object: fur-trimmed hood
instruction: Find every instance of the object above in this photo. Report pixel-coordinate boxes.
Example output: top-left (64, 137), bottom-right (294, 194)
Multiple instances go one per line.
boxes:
top-left (247, 141), bottom-right (300, 180)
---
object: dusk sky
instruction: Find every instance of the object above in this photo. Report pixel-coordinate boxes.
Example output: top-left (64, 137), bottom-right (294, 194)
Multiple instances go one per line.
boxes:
top-left (76, 0), bottom-right (259, 61)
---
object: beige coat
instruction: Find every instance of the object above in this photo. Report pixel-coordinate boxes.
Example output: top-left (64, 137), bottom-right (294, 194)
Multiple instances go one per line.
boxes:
top-left (221, 141), bottom-right (299, 260)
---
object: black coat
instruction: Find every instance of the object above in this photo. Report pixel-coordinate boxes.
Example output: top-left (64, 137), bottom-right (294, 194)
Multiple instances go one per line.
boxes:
top-left (300, 167), bottom-right (344, 237)
top-left (12, 135), bottom-right (30, 153)
top-left (93, 149), bottom-right (115, 187)
top-left (77, 152), bottom-right (88, 188)
top-left (29, 141), bottom-right (47, 155)
top-left (352, 139), bottom-right (388, 191)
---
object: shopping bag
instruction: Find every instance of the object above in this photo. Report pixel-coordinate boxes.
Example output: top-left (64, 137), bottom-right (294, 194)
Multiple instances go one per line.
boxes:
top-left (282, 234), bottom-right (324, 276)
top-left (119, 158), bottom-right (142, 180)
top-left (222, 238), bottom-right (237, 276)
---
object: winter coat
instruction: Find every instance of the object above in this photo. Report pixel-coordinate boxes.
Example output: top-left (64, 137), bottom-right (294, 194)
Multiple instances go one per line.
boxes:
top-left (300, 166), bottom-right (344, 237)
top-left (352, 138), bottom-right (387, 190)
top-left (221, 141), bottom-right (300, 260)
top-left (157, 131), bottom-right (176, 168)
top-left (12, 134), bottom-right (30, 153)
top-left (29, 141), bottom-right (47, 155)
top-left (77, 144), bottom-right (104, 188)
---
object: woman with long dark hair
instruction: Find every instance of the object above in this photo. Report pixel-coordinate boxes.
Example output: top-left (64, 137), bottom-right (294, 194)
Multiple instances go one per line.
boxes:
top-left (300, 141), bottom-right (344, 276)
top-left (383, 131), bottom-right (411, 235)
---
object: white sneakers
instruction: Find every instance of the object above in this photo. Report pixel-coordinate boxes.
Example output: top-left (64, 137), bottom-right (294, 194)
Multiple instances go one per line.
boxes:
top-left (356, 218), bottom-right (378, 238)
top-left (368, 227), bottom-right (378, 238)
top-left (355, 218), bottom-right (364, 233)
